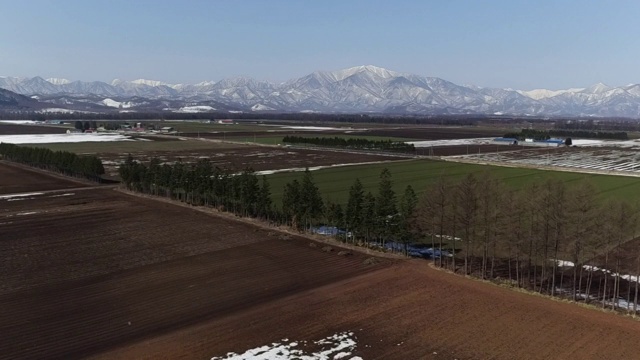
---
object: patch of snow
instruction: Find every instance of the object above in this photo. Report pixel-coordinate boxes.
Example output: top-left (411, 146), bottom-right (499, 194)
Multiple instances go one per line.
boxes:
top-left (16, 212), bottom-right (38, 216)
top-left (0, 120), bottom-right (39, 124)
top-left (131, 79), bottom-right (168, 87)
top-left (46, 78), bottom-right (71, 85)
top-left (251, 103), bottom-right (276, 111)
top-left (0, 192), bottom-right (44, 200)
top-left (407, 138), bottom-right (495, 148)
top-left (177, 105), bottom-right (217, 113)
top-left (278, 126), bottom-right (351, 131)
top-left (0, 133), bottom-right (133, 144)
top-left (210, 332), bottom-right (359, 360)
top-left (102, 98), bottom-right (132, 108)
top-left (254, 160), bottom-right (394, 175)
top-left (228, 110), bottom-right (244, 113)
top-left (49, 193), bottom-right (75, 198)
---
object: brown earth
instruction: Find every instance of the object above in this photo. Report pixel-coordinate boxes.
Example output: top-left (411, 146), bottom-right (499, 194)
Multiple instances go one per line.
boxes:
top-left (355, 126), bottom-right (504, 140)
top-left (92, 261), bottom-right (640, 360)
top-left (4, 168), bottom-right (640, 360)
top-left (98, 146), bottom-right (406, 177)
top-left (0, 187), bottom-right (391, 359)
top-left (0, 123), bottom-right (67, 135)
top-left (0, 161), bottom-right (88, 194)
top-left (416, 144), bottom-right (524, 156)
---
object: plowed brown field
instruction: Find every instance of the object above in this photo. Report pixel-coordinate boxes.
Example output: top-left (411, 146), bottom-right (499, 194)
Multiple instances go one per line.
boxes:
top-left (0, 162), bottom-right (87, 194)
top-left (3, 167), bottom-right (640, 360)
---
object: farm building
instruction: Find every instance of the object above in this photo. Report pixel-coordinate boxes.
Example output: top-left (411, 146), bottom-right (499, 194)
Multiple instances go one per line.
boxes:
top-left (160, 126), bottom-right (175, 133)
top-left (217, 119), bottom-right (234, 124)
top-left (492, 137), bottom-right (519, 145)
top-left (66, 129), bottom-right (82, 134)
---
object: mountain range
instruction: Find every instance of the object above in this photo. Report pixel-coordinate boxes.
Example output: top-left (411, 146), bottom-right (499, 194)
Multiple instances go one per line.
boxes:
top-left (2, 65), bottom-right (640, 117)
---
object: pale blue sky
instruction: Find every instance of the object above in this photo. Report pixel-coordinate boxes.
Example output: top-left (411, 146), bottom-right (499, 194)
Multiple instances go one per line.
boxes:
top-left (2, 0), bottom-right (640, 89)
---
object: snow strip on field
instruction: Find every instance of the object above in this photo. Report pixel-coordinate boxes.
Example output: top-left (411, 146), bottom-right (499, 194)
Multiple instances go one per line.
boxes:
top-left (0, 192), bottom-right (44, 200)
top-left (407, 137), bottom-right (495, 148)
top-left (49, 193), bottom-right (75, 198)
top-left (254, 161), bottom-right (394, 175)
top-left (0, 133), bottom-right (132, 144)
top-left (259, 124), bottom-right (354, 131)
top-left (16, 212), bottom-right (38, 216)
top-left (0, 120), bottom-right (40, 124)
top-left (210, 332), bottom-right (361, 360)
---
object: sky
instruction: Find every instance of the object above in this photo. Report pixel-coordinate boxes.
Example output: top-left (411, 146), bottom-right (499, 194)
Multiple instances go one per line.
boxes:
top-left (2, 0), bottom-right (640, 90)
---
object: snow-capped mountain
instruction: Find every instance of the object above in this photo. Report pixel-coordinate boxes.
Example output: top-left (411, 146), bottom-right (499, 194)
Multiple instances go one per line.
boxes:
top-left (4, 65), bottom-right (640, 117)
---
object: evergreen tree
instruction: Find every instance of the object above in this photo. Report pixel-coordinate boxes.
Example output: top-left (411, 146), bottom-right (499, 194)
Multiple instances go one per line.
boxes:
top-left (257, 176), bottom-right (272, 219)
top-left (362, 191), bottom-right (377, 243)
top-left (375, 168), bottom-right (397, 242)
top-left (398, 185), bottom-right (418, 250)
top-left (282, 179), bottom-right (301, 228)
top-left (345, 178), bottom-right (365, 239)
top-left (299, 168), bottom-right (324, 230)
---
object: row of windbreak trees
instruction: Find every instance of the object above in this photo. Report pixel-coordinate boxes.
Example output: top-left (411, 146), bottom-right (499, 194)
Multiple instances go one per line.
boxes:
top-left (280, 168), bottom-right (418, 245)
top-left (118, 155), bottom-right (419, 244)
top-left (117, 155), bottom-right (640, 312)
top-left (282, 135), bottom-right (416, 152)
top-left (0, 143), bottom-right (105, 180)
top-left (118, 156), bottom-right (273, 219)
top-left (414, 173), bottom-right (640, 312)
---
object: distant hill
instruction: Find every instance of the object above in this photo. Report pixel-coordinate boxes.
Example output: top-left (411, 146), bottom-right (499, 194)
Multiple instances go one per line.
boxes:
top-left (0, 88), bottom-right (41, 110)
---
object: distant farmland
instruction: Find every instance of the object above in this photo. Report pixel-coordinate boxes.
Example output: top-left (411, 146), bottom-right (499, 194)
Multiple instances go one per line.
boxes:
top-left (266, 158), bottom-right (640, 204)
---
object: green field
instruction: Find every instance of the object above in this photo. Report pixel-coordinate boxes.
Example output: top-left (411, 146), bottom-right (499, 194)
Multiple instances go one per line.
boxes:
top-left (31, 138), bottom-right (242, 154)
top-left (266, 159), bottom-right (640, 205)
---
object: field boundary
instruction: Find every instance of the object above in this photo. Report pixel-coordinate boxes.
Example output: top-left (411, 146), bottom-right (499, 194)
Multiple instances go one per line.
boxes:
top-left (114, 188), bottom-right (407, 260)
top-left (0, 159), bottom-right (103, 186)
top-left (443, 154), bottom-right (640, 178)
top-left (426, 262), bottom-right (640, 321)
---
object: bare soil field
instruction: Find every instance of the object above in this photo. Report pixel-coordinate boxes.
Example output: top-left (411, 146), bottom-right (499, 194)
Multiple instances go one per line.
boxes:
top-left (0, 186), bottom-right (391, 359)
top-left (354, 126), bottom-right (504, 140)
top-left (0, 123), bottom-right (67, 135)
top-left (98, 145), bottom-right (405, 177)
top-left (0, 162), bottom-right (87, 194)
top-left (417, 144), bottom-right (523, 156)
top-left (4, 168), bottom-right (640, 359)
top-left (93, 261), bottom-right (640, 360)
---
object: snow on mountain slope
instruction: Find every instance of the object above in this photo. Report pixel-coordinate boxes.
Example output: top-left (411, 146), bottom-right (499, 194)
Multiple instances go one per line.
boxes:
top-left (177, 105), bottom-right (216, 113)
top-left (46, 78), bottom-right (71, 85)
top-left (4, 66), bottom-right (640, 116)
top-left (251, 103), bottom-right (275, 111)
top-left (101, 98), bottom-right (132, 108)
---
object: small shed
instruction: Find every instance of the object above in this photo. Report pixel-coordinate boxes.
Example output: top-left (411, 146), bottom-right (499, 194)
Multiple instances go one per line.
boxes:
top-left (160, 126), bottom-right (175, 132)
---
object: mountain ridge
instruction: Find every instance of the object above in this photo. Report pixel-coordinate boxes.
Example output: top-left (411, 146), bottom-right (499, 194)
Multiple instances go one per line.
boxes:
top-left (2, 66), bottom-right (640, 117)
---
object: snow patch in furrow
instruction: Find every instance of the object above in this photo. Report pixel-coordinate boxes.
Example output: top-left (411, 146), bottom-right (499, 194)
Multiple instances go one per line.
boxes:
top-left (211, 332), bottom-right (360, 360)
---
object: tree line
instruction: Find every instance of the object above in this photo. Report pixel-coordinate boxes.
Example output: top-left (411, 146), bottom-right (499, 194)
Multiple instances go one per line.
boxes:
top-left (282, 135), bottom-right (415, 152)
top-left (118, 156), bottom-right (274, 219)
top-left (117, 154), bottom-right (640, 313)
top-left (118, 156), bottom-right (419, 247)
top-left (0, 143), bottom-right (105, 180)
top-left (413, 174), bottom-right (640, 313)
